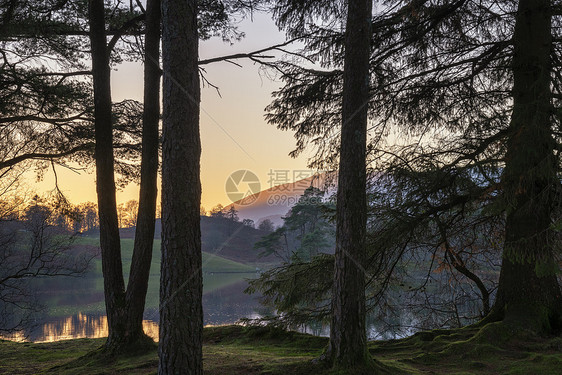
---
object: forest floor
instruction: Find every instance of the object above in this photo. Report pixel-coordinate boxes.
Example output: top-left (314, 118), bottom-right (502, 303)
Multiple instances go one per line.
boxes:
top-left (1, 324), bottom-right (561, 374)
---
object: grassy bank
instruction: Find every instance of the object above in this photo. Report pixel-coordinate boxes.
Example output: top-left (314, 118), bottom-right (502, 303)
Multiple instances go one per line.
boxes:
top-left (43, 237), bottom-right (257, 316)
top-left (1, 325), bottom-right (560, 374)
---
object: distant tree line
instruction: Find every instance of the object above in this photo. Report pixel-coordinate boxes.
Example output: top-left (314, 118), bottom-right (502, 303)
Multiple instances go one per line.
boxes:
top-left (0, 194), bottom-right (93, 335)
top-left (0, 195), bottom-right (98, 233)
top-left (0, 197), bottom-right (151, 233)
top-left (254, 186), bottom-right (334, 263)
top-left (202, 203), bottom-right (275, 235)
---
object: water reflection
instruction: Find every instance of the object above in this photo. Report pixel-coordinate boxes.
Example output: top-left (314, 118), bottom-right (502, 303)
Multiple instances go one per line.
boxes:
top-left (3, 278), bottom-right (262, 343)
top-left (1, 276), bottom-right (420, 343)
top-left (37, 313), bottom-right (160, 343)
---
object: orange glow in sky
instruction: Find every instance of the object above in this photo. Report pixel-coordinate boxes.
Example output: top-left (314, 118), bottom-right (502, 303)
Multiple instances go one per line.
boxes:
top-left (32, 13), bottom-right (310, 210)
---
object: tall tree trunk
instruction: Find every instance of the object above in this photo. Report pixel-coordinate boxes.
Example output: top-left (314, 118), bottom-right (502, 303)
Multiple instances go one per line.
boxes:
top-left (88, 0), bottom-right (126, 349)
top-left (124, 0), bottom-right (161, 345)
top-left (492, 0), bottom-right (562, 332)
top-left (326, 0), bottom-right (373, 370)
top-left (158, 0), bottom-right (202, 373)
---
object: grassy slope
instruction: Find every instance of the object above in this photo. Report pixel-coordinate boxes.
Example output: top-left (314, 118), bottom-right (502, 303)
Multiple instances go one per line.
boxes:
top-left (1, 325), bottom-right (560, 375)
top-left (119, 217), bottom-right (281, 265)
top-left (46, 237), bottom-right (255, 316)
top-left (84, 236), bottom-right (257, 274)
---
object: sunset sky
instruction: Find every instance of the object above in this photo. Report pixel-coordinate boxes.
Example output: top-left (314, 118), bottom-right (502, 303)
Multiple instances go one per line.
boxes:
top-left (33, 12), bottom-right (311, 211)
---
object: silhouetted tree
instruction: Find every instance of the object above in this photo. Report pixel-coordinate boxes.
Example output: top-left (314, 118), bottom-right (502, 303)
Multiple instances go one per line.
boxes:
top-left (324, 0), bottom-right (373, 369)
top-left (266, 0), bottom-right (562, 336)
top-left (255, 187), bottom-right (333, 263)
top-left (158, 0), bottom-right (202, 373)
top-left (210, 203), bottom-right (225, 218)
top-left (0, 197), bottom-right (92, 334)
top-left (88, 0), bottom-right (129, 351)
top-left (124, 0), bottom-right (161, 348)
top-left (254, 226), bottom-right (292, 263)
top-left (118, 200), bottom-right (140, 228)
top-left (283, 187), bottom-right (333, 260)
top-left (242, 218), bottom-right (255, 228)
top-left (77, 202), bottom-right (99, 232)
top-left (258, 218), bottom-right (275, 233)
top-left (490, 0), bottom-right (562, 331)
top-left (225, 206), bottom-right (239, 222)
top-left (0, 1), bottom-right (144, 182)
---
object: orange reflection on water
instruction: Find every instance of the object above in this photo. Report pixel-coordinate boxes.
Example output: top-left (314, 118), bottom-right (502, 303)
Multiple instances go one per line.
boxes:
top-left (37, 313), bottom-right (159, 343)
top-left (142, 319), bottom-right (159, 342)
top-left (38, 313), bottom-right (108, 342)
top-left (1, 313), bottom-right (159, 343)
top-left (0, 330), bottom-right (27, 342)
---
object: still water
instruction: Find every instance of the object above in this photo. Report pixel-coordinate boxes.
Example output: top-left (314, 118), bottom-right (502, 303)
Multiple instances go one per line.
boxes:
top-left (4, 274), bottom-right (422, 343)
top-left (5, 276), bottom-right (265, 343)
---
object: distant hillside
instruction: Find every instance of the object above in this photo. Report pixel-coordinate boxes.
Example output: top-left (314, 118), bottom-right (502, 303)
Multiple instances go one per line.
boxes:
top-left (119, 216), bottom-right (280, 265)
top-left (224, 173), bottom-right (335, 227)
top-left (116, 174), bottom-right (336, 264)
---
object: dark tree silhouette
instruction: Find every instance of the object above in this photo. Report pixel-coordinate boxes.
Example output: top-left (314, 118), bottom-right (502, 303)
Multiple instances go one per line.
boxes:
top-left (88, 0), bottom-right (162, 352)
top-left (0, 199), bottom-right (92, 334)
top-left (158, 0), bottom-right (202, 373)
top-left (0, 1), bottom-right (144, 181)
top-left (88, 0), bottom-right (127, 350)
top-left (265, 0), bottom-right (562, 335)
top-left (490, 0), bottom-right (562, 331)
top-left (123, 0), bottom-right (161, 348)
top-left (325, 0), bottom-right (374, 370)
top-left (258, 218), bottom-right (275, 233)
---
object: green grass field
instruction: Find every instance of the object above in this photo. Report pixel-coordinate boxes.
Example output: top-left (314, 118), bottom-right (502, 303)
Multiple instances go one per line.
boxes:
top-left (43, 237), bottom-right (256, 316)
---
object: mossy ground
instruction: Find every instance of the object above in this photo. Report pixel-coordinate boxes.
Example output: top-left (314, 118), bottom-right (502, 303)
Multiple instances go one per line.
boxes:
top-left (1, 324), bottom-right (560, 374)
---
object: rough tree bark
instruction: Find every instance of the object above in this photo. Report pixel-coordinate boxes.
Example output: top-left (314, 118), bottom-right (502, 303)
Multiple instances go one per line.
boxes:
top-left (158, 0), bottom-right (203, 373)
top-left (492, 0), bottom-right (562, 332)
top-left (326, 0), bottom-right (374, 370)
top-left (89, 0), bottom-right (162, 351)
top-left (124, 0), bottom-right (161, 345)
top-left (88, 0), bottom-right (126, 349)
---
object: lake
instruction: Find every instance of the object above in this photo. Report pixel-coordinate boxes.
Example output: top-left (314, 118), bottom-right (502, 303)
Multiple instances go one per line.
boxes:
top-left (3, 267), bottom-right (448, 343)
top-left (2, 235), bottom-right (465, 343)
top-left (4, 274), bottom-right (267, 343)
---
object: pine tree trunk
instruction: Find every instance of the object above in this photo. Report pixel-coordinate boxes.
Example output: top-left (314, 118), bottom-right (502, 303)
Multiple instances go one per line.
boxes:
top-left (158, 0), bottom-right (203, 373)
top-left (327, 0), bottom-right (373, 370)
top-left (124, 0), bottom-right (161, 345)
top-left (493, 0), bottom-right (562, 332)
top-left (88, 0), bottom-right (127, 348)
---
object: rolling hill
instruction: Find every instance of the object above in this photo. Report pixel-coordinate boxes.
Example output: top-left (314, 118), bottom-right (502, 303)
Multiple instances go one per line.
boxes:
top-left (119, 215), bottom-right (280, 265)
top-left (223, 172), bottom-right (334, 227)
